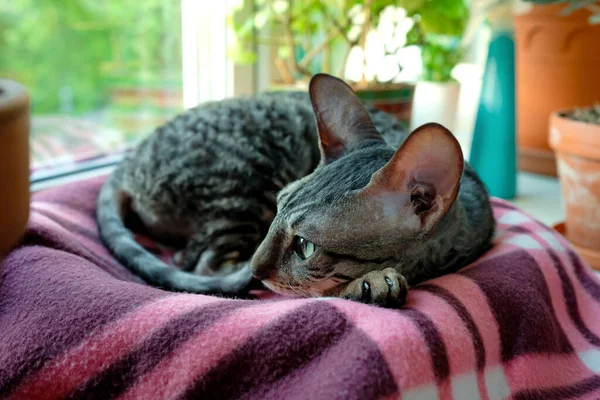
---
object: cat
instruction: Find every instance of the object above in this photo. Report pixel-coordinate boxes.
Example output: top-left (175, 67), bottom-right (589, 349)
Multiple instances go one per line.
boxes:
top-left (97, 73), bottom-right (495, 307)
top-left (251, 74), bottom-right (495, 306)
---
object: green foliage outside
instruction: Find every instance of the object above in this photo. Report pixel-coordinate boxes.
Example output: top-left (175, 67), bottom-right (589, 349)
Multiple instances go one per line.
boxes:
top-left (523, 0), bottom-right (600, 23)
top-left (404, 0), bottom-right (468, 82)
top-left (0, 0), bottom-right (183, 115)
top-left (227, 0), bottom-right (469, 84)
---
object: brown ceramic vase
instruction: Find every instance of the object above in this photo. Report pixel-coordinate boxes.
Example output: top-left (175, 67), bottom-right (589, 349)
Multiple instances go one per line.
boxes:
top-left (549, 110), bottom-right (600, 269)
top-left (0, 79), bottom-right (30, 261)
top-left (515, 4), bottom-right (600, 176)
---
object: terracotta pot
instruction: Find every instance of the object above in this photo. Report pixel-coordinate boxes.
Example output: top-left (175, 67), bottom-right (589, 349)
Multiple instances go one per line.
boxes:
top-left (553, 222), bottom-right (600, 271)
top-left (515, 4), bottom-right (600, 176)
top-left (354, 83), bottom-right (415, 127)
top-left (549, 110), bottom-right (600, 257)
top-left (0, 80), bottom-right (30, 259)
top-left (270, 81), bottom-right (416, 126)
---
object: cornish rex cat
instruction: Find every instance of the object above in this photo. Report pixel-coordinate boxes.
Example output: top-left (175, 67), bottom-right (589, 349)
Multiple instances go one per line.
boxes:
top-left (96, 73), bottom-right (494, 307)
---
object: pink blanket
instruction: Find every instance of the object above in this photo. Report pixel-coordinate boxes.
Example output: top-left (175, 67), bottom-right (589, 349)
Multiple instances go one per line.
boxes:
top-left (1, 175), bottom-right (600, 399)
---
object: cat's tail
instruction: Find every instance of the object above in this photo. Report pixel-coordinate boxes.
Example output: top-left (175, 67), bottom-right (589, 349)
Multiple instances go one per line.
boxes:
top-left (96, 171), bottom-right (253, 295)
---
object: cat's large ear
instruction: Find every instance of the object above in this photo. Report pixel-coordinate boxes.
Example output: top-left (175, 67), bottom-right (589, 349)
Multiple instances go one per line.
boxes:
top-left (361, 123), bottom-right (464, 232)
top-left (309, 73), bottom-right (383, 163)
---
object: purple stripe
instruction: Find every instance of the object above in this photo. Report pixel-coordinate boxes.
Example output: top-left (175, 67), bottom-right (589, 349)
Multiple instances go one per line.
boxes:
top-left (514, 375), bottom-right (600, 400)
top-left (547, 250), bottom-right (600, 347)
top-left (263, 327), bottom-right (398, 400)
top-left (31, 208), bottom-right (127, 279)
top-left (490, 200), bottom-right (518, 211)
top-left (23, 219), bottom-right (139, 283)
top-left (569, 249), bottom-right (600, 303)
top-left (33, 175), bottom-right (105, 218)
top-left (181, 302), bottom-right (396, 400)
top-left (68, 301), bottom-right (250, 400)
top-left (416, 284), bottom-right (486, 370)
top-left (461, 249), bottom-right (573, 361)
top-left (505, 225), bottom-right (533, 234)
top-left (0, 247), bottom-right (167, 394)
top-left (404, 308), bottom-right (450, 381)
top-left (33, 206), bottom-right (100, 243)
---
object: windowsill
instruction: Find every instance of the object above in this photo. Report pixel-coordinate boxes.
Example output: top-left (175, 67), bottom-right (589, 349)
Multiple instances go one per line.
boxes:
top-left (509, 173), bottom-right (564, 227)
top-left (33, 160), bottom-right (564, 227)
top-left (30, 164), bottom-right (115, 192)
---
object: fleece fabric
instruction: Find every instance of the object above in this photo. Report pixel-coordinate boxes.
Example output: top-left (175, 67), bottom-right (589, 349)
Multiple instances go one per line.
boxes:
top-left (1, 176), bottom-right (600, 399)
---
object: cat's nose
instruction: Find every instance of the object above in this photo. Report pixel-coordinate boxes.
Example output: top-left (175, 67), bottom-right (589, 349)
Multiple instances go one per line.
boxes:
top-left (251, 237), bottom-right (276, 280)
top-left (252, 270), bottom-right (270, 280)
top-left (250, 253), bottom-right (273, 280)
top-left (250, 262), bottom-right (272, 280)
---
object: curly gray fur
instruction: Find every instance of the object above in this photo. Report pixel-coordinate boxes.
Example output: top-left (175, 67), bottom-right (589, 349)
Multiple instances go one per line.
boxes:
top-left (96, 91), bottom-right (406, 294)
top-left (97, 85), bottom-right (494, 297)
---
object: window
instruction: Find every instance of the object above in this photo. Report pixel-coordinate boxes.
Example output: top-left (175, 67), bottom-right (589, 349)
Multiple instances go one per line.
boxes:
top-left (0, 0), bottom-right (232, 183)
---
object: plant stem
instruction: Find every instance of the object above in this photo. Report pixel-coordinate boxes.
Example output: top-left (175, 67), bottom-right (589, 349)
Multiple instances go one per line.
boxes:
top-left (318, 0), bottom-right (358, 77)
top-left (317, 0), bottom-right (352, 45)
top-left (297, 29), bottom-right (337, 69)
top-left (359, 0), bottom-right (372, 86)
top-left (275, 58), bottom-right (294, 84)
top-left (248, 37), bottom-right (287, 46)
top-left (336, 42), bottom-right (353, 78)
top-left (324, 45), bottom-right (330, 74)
top-left (276, 0), bottom-right (311, 79)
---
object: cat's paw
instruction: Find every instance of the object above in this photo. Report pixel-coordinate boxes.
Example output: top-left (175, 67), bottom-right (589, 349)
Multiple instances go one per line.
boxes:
top-left (340, 268), bottom-right (409, 308)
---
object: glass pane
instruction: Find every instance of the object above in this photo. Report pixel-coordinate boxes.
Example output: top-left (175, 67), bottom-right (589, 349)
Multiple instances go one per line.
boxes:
top-left (0, 0), bottom-right (183, 174)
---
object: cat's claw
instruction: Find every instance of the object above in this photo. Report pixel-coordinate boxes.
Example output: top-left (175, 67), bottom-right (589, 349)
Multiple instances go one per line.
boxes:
top-left (341, 268), bottom-right (409, 308)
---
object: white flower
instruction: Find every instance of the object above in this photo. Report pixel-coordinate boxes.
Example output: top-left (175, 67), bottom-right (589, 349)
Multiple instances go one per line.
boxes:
top-left (272, 0), bottom-right (288, 13)
top-left (348, 25), bottom-right (362, 42)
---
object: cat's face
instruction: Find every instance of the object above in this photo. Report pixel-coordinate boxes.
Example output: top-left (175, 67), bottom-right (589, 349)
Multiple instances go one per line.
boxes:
top-left (250, 73), bottom-right (463, 297)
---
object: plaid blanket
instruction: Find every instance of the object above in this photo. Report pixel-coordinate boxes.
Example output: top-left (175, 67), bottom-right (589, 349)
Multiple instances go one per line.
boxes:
top-left (1, 175), bottom-right (600, 400)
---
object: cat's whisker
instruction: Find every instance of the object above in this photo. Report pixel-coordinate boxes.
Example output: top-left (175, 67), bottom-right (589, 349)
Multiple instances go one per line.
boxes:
top-left (287, 282), bottom-right (301, 295)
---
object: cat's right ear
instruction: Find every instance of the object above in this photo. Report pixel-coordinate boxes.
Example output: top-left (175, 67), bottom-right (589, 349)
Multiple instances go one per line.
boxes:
top-left (309, 73), bottom-right (383, 163)
top-left (360, 123), bottom-right (464, 233)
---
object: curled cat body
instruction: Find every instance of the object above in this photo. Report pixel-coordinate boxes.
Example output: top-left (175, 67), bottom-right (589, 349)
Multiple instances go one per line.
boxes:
top-left (97, 73), bottom-right (495, 307)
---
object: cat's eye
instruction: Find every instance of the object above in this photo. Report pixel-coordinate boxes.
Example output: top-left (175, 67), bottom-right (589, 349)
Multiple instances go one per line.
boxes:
top-left (294, 236), bottom-right (316, 260)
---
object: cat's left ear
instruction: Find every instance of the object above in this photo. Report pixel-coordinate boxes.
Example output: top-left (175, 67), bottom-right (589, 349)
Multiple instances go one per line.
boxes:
top-left (361, 123), bottom-right (464, 232)
top-left (309, 73), bottom-right (383, 163)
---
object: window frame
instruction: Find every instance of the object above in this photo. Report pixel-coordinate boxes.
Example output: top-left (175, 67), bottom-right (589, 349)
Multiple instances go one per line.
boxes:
top-left (29, 0), bottom-right (237, 188)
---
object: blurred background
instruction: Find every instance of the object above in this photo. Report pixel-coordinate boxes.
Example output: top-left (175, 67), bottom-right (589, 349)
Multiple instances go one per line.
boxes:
top-left (3, 0), bottom-right (600, 269)
top-left (0, 0), bottom-right (487, 176)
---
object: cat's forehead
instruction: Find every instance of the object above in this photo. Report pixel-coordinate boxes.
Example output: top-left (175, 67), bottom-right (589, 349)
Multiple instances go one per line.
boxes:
top-left (277, 146), bottom-right (393, 211)
top-left (288, 194), bottom-right (418, 259)
top-left (272, 147), bottom-right (420, 256)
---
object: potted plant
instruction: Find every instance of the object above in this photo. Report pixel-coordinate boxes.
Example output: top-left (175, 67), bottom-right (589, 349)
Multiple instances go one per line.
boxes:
top-left (227, 0), bottom-right (417, 125)
top-left (0, 79), bottom-right (30, 260)
top-left (404, 0), bottom-right (470, 132)
top-left (515, 0), bottom-right (600, 176)
top-left (549, 106), bottom-right (600, 270)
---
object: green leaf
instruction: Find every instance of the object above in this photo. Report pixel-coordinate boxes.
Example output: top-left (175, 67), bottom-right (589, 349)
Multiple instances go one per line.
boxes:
top-left (253, 10), bottom-right (269, 29)
top-left (226, 0), bottom-right (246, 13)
top-left (399, 0), bottom-right (428, 14)
top-left (237, 17), bottom-right (256, 38)
top-left (559, 0), bottom-right (595, 15)
top-left (589, 12), bottom-right (600, 24)
top-left (521, 0), bottom-right (564, 3)
top-left (272, 0), bottom-right (289, 13)
top-left (229, 47), bottom-right (257, 64)
top-left (277, 45), bottom-right (291, 60)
